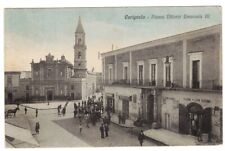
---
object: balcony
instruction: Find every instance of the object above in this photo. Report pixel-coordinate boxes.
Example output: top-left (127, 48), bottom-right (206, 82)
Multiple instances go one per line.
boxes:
top-left (103, 79), bottom-right (222, 91)
top-left (104, 79), bottom-right (162, 88)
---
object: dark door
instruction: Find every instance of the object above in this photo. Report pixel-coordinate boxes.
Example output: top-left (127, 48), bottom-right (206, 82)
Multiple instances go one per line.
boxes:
top-left (122, 99), bottom-right (129, 119)
top-left (192, 60), bottom-right (200, 88)
top-left (71, 93), bottom-right (74, 100)
top-left (179, 104), bottom-right (189, 134)
top-left (47, 90), bottom-right (53, 100)
top-left (26, 93), bottom-right (29, 102)
top-left (202, 108), bottom-right (212, 134)
top-left (106, 97), bottom-right (115, 113)
top-left (147, 95), bottom-right (154, 125)
top-left (187, 103), bottom-right (203, 136)
top-left (8, 93), bottom-right (13, 104)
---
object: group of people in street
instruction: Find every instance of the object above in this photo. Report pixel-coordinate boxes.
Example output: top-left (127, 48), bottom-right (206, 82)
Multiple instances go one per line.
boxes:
top-left (73, 96), bottom-right (105, 127)
top-left (73, 95), bottom-right (112, 138)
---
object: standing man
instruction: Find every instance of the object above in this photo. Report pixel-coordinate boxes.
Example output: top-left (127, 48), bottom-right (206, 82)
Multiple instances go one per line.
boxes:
top-left (197, 128), bottom-right (202, 142)
top-left (24, 107), bottom-right (27, 115)
top-left (57, 105), bottom-right (61, 115)
top-left (35, 109), bottom-right (38, 118)
top-left (104, 123), bottom-right (109, 137)
top-left (99, 123), bottom-right (105, 139)
top-left (35, 122), bottom-right (40, 134)
top-left (138, 130), bottom-right (145, 146)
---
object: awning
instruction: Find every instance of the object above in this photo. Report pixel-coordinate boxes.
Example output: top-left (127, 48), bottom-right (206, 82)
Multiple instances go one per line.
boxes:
top-left (5, 123), bottom-right (39, 147)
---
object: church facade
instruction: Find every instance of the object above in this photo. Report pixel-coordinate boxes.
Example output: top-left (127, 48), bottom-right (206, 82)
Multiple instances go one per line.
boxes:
top-left (4, 17), bottom-right (101, 103)
top-left (30, 17), bottom-right (90, 101)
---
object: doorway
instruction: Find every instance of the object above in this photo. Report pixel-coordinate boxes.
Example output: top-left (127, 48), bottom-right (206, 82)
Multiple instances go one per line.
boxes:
top-left (8, 93), bottom-right (13, 104)
top-left (47, 90), bottom-right (53, 101)
top-left (71, 93), bottom-right (74, 100)
top-left (187, 103), bottom-right (203, 136)
top-left (122, 99), bottom-right (129, 119)
top-left (106, 96), bottom-right (115, 113)
top-left (147, 94), bottom-right (154, 125)
top-left (26, 93), bottom-right (29, 102)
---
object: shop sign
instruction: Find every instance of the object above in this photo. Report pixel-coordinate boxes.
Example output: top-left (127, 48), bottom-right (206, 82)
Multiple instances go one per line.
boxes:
top-left (164, 97), bottom-right (211, 104)
top-left (118, 95), bottom-right (132, 101)
top-left (183, 97), bottom-right (211, 103)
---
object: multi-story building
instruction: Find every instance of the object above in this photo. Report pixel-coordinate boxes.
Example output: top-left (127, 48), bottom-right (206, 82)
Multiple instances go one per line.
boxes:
top-left (5, 71), bottom-right (32, 104)
top-left (30, 54), bottom-right (74, 101)
top-left (5, 17), bottom-right (103, 103)
top-left (19, 71), bottom-right (32, 102)
top-left (5, 72), bottom-right (21, 104)
top-left (101, 25), bottom-right (222, 142)
top-left (85, 71), bottom-right (103, 98)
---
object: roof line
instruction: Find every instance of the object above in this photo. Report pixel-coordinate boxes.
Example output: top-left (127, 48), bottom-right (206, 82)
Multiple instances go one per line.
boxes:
top-left (101, 24), bottom-right (221, 57)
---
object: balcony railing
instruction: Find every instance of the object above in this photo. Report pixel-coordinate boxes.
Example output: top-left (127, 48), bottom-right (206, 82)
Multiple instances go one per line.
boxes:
top-left (103, 79), bottom-right (222, 91)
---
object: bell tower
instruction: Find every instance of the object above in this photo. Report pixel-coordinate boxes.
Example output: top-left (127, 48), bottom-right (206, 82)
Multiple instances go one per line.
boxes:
top-left (74, 17), bottom-right (87, 78)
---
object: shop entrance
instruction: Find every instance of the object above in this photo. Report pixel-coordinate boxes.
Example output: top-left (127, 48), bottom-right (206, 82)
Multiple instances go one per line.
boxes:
top-left (187, 103), bottom-right (203, 136)
top-left (179, 102), bottom-right (212, 138)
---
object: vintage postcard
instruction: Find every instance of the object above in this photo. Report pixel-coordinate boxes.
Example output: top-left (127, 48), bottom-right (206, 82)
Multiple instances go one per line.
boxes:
top-left (4, 6), bottom-right (222, 148)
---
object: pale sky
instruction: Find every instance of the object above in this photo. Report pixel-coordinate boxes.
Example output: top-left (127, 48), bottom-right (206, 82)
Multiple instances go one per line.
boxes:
top-left (4, 7), bottom-right (221, 72)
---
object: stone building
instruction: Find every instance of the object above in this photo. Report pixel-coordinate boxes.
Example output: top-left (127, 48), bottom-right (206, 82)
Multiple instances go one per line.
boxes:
top-left (5, 71), bottom-right (32, 104)
top-left (5, 72), bottom-right (21, 104)
top-left (85, 71), bottom-right (103, 98)
top-left (29, 17), bottom-right (101, 101)
top-left (19, 71), bottom-right (32, 103)
top-left (101, 25), bottom-right (222, 142)
top-left (30, 54), bottom-right (74, 101)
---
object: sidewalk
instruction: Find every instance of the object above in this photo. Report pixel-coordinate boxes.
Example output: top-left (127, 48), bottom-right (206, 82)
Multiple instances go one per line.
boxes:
top-left (144, 129), bottom-right (198, 146)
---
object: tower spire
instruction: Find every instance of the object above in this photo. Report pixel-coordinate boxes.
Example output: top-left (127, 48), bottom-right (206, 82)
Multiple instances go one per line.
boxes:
top-left (76, 16), bottom-right (85, 33)
top-left (74, 17), bottom-right (87, 78)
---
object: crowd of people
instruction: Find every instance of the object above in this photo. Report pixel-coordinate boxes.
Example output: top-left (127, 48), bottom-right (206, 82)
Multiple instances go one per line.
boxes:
top-left (20, 94), bottom-right (147, 146)
top-left (71, 95), bottom-right (113, 139)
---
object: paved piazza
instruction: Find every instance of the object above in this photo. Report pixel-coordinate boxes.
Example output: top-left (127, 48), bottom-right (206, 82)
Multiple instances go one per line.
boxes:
top-left (5, 101), bottom-right (157, 147)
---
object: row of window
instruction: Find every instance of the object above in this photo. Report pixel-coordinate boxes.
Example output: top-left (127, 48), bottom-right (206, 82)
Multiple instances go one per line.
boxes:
top-left (107, 53), bottom-right (202, 89)
top-left (34, 68), bottom-right (73, 79)
top-left (34, 85), bottom-right (75, 95)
